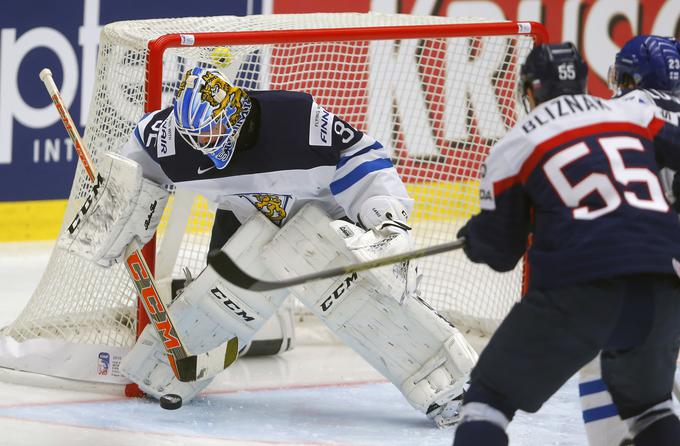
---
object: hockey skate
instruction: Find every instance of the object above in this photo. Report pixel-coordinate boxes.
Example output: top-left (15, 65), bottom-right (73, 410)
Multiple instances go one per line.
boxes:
top-left (427, 391), bottom-right (465, 428)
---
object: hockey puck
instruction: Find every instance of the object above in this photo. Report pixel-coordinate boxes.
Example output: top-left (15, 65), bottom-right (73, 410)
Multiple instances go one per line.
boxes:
top-left (159, 393), bottom-right (182, 410)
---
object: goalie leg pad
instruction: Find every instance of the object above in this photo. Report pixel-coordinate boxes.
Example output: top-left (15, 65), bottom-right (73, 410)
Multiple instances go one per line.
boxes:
top-left (402, 328), bottom-right (477, 412)
top-left (241, 301), bottom-right (296, 357)
top-left (262, 204), bottom-right (478, 414)
top-left (120, 211), bottom-right (290, 401)
top-left (58, 152), bottom-right (169, 267)
top-left (121, 324), bottom-right (212, 401)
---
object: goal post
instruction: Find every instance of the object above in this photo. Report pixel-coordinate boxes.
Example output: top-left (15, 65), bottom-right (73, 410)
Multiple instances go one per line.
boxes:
top-left (0, 13), bottom-right (547, 391)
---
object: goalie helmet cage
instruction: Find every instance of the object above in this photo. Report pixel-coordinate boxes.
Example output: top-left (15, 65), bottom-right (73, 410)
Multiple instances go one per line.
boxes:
top-left (0, 13), bottom-right (546, 392)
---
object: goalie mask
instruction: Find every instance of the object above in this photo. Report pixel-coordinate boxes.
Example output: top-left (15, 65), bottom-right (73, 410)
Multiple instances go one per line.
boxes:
top-left (172, 67), bottom-right (252, 169)
top-left (607, 35), bottom-right (680, 95)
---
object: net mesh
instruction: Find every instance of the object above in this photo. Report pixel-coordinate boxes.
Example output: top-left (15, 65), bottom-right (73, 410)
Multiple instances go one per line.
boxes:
top-left (2, 13), bottom-right (536, 357)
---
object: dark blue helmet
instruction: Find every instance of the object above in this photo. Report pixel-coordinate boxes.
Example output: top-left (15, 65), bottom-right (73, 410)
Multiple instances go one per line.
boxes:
top-left (609, 35), bottom-right (680, 93)
top-left (519, 42), bottom-right (588, 107)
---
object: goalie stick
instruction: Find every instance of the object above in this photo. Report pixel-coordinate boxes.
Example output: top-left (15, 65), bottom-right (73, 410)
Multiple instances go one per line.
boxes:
top-left (40, 68), bottom-right (238, 383)
top-left (207, 237), bottom-right (466, 292)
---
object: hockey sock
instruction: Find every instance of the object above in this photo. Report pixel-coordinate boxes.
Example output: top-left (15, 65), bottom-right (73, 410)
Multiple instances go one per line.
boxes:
top-left (463, 382), bottom-right (516, 421)
top-left (633, 414), bottom-right (680, 446)
top-left (452, 400), bottom-right (511, 446)
top-left (452, 421), bottom-right (508, 446)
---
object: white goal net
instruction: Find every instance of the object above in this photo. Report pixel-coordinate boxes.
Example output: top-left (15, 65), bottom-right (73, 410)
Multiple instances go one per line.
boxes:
top-left (0, 13), bottom-right (545, 388)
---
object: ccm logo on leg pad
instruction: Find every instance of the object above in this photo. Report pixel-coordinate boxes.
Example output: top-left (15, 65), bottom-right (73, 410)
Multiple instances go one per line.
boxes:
top-left (210, 286), bottom-right (259, 324)
top-left (320, 272), bottom-right (359, 313)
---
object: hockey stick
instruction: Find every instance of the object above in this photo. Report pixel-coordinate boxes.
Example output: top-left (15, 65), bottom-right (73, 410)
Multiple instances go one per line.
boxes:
top-left (40, 68), bottom-right (238, 382)
top-left (207, 237), bottom-right (466, 292)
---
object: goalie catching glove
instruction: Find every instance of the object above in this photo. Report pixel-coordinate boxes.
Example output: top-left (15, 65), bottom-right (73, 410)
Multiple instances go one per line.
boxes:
top-left (58, 152), bottom-right (169, 267)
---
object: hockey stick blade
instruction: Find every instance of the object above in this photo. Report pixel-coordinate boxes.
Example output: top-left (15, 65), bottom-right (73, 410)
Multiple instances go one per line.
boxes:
top-left (174, 337), bottom-right (240, 382)
top-left (207, 237), bottom-right (466, 292)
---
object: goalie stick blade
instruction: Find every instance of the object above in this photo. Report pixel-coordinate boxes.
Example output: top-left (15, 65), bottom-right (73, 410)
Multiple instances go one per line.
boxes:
top-left (174, 355), bottom-right (198, 382)
top-left (207, 237), bottom-right (466, 292)
top-left (174, 336), bottom-right (239, 382)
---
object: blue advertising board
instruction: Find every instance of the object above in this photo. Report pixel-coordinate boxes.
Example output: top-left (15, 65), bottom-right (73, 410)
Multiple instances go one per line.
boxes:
top-left (0, 0), bottom-right (259, 202)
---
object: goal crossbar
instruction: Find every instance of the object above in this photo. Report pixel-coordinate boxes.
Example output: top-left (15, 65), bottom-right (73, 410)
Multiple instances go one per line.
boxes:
top-left (146, 21), bottom-right (548, 110)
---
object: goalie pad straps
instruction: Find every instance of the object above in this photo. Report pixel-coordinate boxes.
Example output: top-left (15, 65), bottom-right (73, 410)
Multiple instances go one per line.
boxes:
top-left (58, 152), bottom-right (169, 267)
top-left (120, 212), bottom-right (291, 401)
top-left (261, 204), bottom-right (478, 413)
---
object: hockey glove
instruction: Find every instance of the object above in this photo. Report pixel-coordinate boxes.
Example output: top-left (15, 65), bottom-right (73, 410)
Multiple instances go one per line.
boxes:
top-left (58, 152), bottom-right (169, 267)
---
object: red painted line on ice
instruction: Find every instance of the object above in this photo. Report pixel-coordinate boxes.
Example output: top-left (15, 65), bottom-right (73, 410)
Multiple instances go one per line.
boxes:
top-left (0, 414), bottom-right (370, 446)
top-left (0, 380), bottom-right (391, 446)
top-left (204, 378), bottom-right (389, 396)
top-left (0, 378), bottom-right (388, 409)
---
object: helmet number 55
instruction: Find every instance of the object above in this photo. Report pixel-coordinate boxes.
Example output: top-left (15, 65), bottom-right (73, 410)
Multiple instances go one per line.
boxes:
top-left (558, 63), bottom-right (576, 80)
top-left (543, 135), bottom-right (669, 220)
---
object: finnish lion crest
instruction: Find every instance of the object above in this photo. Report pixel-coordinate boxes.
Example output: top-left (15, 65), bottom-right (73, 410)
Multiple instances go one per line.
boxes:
top-left (253, 194), bottom-right (287, 224)
top-left (237, 193), bottom-right (292, 226)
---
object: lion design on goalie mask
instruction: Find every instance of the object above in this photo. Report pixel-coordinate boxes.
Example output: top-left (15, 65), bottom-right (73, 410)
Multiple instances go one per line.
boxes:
top-left (199, 72), bottom-right (249, 126)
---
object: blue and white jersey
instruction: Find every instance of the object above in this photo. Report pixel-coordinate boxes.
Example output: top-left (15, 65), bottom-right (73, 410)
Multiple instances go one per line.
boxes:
top-left (634, 88), bottom-right (680, 112)
top-left (459, 92), bottom-right (680, 289)
top-left (120, 90), bottom-right (413, 226)
top-left (631, 88), bottom-right (680, 209)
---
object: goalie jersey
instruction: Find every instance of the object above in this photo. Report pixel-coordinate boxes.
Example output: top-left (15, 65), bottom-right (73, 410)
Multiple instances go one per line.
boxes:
top-left (459, 91), bottom-right (680, 289)
top-left (120, 90), bottom-right (412, 227)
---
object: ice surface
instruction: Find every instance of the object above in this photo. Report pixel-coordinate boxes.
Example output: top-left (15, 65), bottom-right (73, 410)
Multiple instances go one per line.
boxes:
top-left (0, 242), bottom-right (603, 445)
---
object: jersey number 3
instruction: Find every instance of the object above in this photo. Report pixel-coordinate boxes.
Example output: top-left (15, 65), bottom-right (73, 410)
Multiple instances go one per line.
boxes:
top-left (543, 135), bottom-right (669, 220)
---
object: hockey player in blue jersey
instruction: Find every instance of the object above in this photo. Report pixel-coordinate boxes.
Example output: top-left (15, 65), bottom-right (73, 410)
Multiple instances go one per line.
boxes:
top-left (452, 43), bottom-right (680, 446)
top-left (610, 36), bottom-right (680, 211)
top-left (60, 66), bottom-right (478, 427)
top-left (577, 34), bottom-right (680, 446)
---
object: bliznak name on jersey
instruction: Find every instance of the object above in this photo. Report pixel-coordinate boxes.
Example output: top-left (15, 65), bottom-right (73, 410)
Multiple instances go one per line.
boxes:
top-left (522, 95), bottom-right (612, 134)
